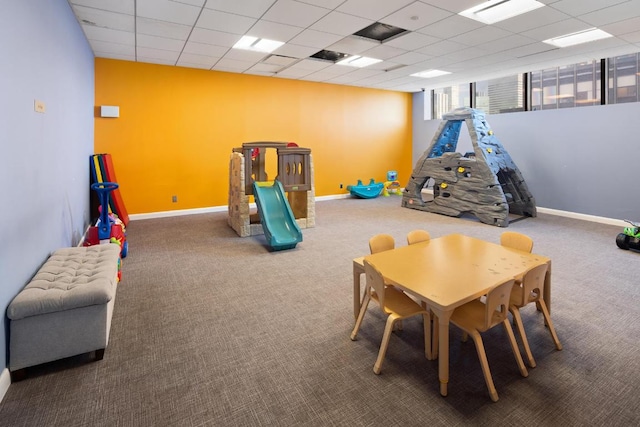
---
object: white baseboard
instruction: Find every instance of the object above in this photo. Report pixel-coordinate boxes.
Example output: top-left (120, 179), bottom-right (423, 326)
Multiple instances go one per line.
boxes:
top-left (0, 368), bottom-right (11, 404)
top-left (536, 207), bottom-right (625, 227)
top-left (127, 194), bottom-right (625, 228)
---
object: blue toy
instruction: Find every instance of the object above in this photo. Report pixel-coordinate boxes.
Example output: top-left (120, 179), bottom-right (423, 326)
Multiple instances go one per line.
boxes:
top-left (347, 178), bottom-right (384, 199)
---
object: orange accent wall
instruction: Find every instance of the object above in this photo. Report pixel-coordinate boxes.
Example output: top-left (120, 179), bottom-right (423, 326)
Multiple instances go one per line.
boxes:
top-left (94, 58), bottom-right (412, 214)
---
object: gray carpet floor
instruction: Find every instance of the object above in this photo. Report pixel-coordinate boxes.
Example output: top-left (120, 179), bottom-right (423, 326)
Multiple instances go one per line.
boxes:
top-left (1, 195), bottom-right (640, 426)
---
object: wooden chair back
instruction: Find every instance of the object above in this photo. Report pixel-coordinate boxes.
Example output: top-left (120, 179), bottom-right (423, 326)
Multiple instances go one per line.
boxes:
top-left (513, 263), bottom-right (548, 307)
top-left (500, 231), bottom-right (533, 253)
top-left (363, 259), bottom-right (388, 312)
top-left (406, 229), bottom-right (431, 245)
top-left (369, 234), bottom-right (395, 254)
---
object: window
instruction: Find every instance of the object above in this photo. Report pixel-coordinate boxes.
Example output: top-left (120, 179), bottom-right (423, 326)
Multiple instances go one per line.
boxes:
top-left (475, 75), bottom-right (525, 114)
top-left (529, 60), bottom-right (601, 110)
top-left (608, 53), bottom-right (639, 104)
top-left (431, 84), bottom-right (471, 119)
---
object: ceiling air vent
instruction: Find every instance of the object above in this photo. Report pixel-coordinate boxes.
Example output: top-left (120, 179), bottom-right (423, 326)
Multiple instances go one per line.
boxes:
top-left (353, 22), bottom-right (408, 43)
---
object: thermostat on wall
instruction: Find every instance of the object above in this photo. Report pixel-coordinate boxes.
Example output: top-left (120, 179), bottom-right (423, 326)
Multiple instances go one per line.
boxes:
top-left (100, 105), bottom-right (119, 118)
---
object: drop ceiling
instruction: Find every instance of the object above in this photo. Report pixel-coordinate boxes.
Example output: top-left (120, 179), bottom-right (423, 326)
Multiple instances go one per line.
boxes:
top-left (69, 0), bottom-right (640, 92)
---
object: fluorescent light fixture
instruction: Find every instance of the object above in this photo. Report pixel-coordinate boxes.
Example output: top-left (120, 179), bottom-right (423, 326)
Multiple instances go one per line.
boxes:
top-left (411, 69), bottom-right (452, 79)
top-left (543, 28), bottom-right (613, 48)
top-left (459, 0), bottom-right (544, 24)
top-left (336, 55), bottom-right (382, 67)
top-left (233, 35), bottom-right (284, 53)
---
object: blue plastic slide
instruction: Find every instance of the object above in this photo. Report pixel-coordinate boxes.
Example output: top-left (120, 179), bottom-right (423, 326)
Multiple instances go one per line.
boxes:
top-left (252, 180), bottom-right (303, 251)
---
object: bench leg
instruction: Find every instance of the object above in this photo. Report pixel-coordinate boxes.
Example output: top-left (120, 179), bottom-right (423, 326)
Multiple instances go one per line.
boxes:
top-left (10, 368), bottom-right (28, 382)
top-left (93, 348), bottom-right (105, 361)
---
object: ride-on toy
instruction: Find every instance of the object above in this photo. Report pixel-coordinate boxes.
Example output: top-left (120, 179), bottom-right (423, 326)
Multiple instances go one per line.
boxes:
top-left (615, 219), bottom-right (640, 251)
top-left (84, 182), bottom-right (128, 258)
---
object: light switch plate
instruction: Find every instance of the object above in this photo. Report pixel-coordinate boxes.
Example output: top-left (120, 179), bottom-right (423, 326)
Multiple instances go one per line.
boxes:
top-left (34, 100), bottom-right (45, 113)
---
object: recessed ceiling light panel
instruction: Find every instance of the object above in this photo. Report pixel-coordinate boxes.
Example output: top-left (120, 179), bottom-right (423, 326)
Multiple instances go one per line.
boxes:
top-left (233, 35), bottom-right (284, 53)
top-left (411, 69), bottom-right (452, 79)
top-left (459, 0), bottom-right (545, 25)
top-left (543, 28), bottom-right (613, 48)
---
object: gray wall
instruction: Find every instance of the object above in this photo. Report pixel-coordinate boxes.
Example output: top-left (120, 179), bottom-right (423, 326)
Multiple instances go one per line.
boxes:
top-left (412, 92), bottom-right (640, 220)
top-left (0, 0), bottom-right (94, 370)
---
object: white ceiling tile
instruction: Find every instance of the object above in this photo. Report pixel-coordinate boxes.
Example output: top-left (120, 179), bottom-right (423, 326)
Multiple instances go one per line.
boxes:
top-left (246, 19), bottom-right (304, 41)
top-left (248, 62), bottom-right (282, 73)
top-left (443, 46), bottom-right (491, 62)
top-left (327, 36), bottom-right (379, 55)
top-left (419, 0), bottom-right (482, 14)
top-left (263, 54), bottom-right (299, 65)
top-left (294, 0), bottom-right (344, 9)
top-left (287, 59), bottom-right (331, 71)
top-left (204, 0), bottom-right (277, 18)
top-left (71, 6), bottom-right (134, 31)
top-left (450, 26), bottom-right (513, 47)
top-left (177, 53), bottom-right (218, 67)
top-left (288, 29), bottom-right (343, 48)
top-left (137, 57), bottom-right (176, 66)
top-left (196, 9), bottom-right (257, 34)
top-left (384, 31), bottom-right (439, 50)
top-left (416, 14), bottom-right (482, 39)
top-left (310, 11), bottom-right (374, 36)
top-left (272, 43), bottom-right (318, 58)
top-left (601, 16), bottom-right (640, 37)
top-left (362, 44), bottom-right (407, 60)
top-left (578, 0), bottom-right (640, 26)
top-left (390, 51), bottom-right (432, 64)
top-left (381, 2), bottom-right (452, 31)
top-left (137, 34), bottom-right (186, 51)
top-left (89, 39), bottom-right (136, 55)
top-left (619, 30), bottom-right (640, 44)
top-left (136, 17), bottom-right (192, 40)
top-left (223, 48), bottom-right (269, 62)
top-left (275, 67), bottom-right (313, 78)
top-left (521, 18), bottom-right (592, 41)
top-left (137, 47), bottom-right (180, 61)
top-left (188, 28), bottom-right (242, 47)
top-left (492, 6), bottom-right (571, 33)
top-left (415, 39), bottom-right (468, 56)
top-left (213, 58), bottom-right (254, 71)
top-left (501, 42), bottom-right (559, 59)
top-left (177, 62), bottom-right (213, 70)
top-left (477, 34), bottom-right (540, 55)
top-left (182, 41), bottom-right (229, 57)
top-left (70, 0), bottom-right (134, 15)
top-left (549, 0), bottom-right (631, 16)
top-left (176, 0), bottom-right (206, 6)
top-left (136, 0), bottom-right (201, 26)
top-left (82, 25), bottom-right (135, 45)
top-left (337, 0), bottom-right (415, 21)
top-left (263, 0), bottom-right (331, 27)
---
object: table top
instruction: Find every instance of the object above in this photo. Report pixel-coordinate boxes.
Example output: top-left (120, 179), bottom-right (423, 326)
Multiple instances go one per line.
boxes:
top-left (364, 233), bottom-right (550, 312)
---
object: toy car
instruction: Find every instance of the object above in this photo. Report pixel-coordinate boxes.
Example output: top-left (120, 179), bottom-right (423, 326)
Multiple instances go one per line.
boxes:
top-left (615, 219), bottom-right (640, 251)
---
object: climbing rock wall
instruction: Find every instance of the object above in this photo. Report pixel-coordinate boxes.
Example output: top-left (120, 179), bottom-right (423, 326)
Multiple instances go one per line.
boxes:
top-left (402, 107), bottom-right (536, 227)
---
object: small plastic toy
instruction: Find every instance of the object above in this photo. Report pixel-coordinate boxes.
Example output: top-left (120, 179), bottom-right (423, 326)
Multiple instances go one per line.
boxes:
top-left (616, 219), bottom-right (640, 251)
top-left (347, 178), bottom-right (384, 199)
top-left (84, 182), bottom-right (128, 259)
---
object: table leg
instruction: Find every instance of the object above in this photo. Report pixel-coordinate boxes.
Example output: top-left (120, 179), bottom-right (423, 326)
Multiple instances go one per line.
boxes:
top-left (432, 308), bottom-right (452, 397)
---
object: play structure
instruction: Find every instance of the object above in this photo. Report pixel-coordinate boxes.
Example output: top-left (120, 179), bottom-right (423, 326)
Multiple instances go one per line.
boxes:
top-left (228, 141), bottom-right (315, 250)
top-left (347, 178), bottom-right (384, 199)
top-left (402, 107), bottom-right (536, 227)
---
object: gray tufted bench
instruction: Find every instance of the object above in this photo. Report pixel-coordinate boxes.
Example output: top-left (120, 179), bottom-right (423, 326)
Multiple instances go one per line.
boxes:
top-left (7, 244), bottom-right (121, 381)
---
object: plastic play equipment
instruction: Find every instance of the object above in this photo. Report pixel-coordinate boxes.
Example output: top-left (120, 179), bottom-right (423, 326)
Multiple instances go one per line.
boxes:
top-left (84, 182), bottom-right (128, 262)
top-left (402, 107), bottom-right (536, 227)
top-left (228, 141), bottom-right (315, 248)
top-left (253, 180), bottom-right (302, 251)
top-left (616, 219), bottom-right (640, 251)
top-left (383, 171), bottom-right (401, 196)
top-left (347, 178), bottom-right (384, 199)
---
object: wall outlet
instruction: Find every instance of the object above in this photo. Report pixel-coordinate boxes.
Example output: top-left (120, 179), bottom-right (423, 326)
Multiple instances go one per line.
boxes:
top-left (172, 195), bottom-right (177, 203)
top-left (340, 183), bottom-right (343, 189)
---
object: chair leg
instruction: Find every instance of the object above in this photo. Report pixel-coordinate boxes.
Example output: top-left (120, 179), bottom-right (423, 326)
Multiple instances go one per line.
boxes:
top-left (350, 292), bottom-right (371, 341)
top-left (373, 315), bottom-right (397, 375)
top-left (538, 300), bottom-right (562, 350)
top-left (502, 319), bottom-right (529, 378)
top-left (510, 306), bottom-right (536, 368)
top-left (469, 331), bottom-right (499, 402)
